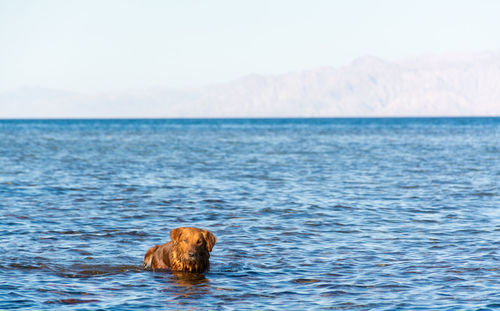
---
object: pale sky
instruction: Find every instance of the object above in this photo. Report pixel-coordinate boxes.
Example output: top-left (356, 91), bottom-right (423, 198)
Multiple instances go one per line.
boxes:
top-left (1, 0), bottom-right (499, 93)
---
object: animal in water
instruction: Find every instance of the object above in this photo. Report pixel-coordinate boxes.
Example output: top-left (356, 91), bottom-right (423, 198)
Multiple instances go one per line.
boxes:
top-left (143, 227), bottom-right (216, 273)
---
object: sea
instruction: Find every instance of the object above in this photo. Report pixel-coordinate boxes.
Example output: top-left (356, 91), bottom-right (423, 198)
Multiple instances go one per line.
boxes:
top-left (0, 118), bottom-right (498, 310)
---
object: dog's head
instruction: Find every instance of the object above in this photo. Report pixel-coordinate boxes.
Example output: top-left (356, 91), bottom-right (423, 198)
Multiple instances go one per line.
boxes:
top-left (170, 227), bottom-right (216, 271)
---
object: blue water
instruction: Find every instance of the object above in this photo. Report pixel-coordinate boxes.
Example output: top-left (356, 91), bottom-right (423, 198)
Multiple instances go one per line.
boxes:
top-left (0, 118), bottom-right (499, 310)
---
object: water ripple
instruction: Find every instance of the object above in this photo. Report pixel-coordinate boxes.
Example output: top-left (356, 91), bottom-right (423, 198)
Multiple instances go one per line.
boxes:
top-left (0, 118), bottom-right (499, 310)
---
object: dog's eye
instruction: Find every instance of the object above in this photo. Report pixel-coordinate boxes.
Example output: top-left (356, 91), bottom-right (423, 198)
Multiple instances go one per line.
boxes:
top-left (183, 239), bottom-right (188, 243)
top-left (197, 239), bottom-right (202, 244)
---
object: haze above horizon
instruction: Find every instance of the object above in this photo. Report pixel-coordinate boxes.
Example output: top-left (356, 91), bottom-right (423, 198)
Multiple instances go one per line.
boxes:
top-left (1, 0), bottom-right (500, 93)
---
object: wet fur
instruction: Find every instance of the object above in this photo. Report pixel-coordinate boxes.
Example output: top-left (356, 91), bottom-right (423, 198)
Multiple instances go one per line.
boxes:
top-left (143, 227), bottom-right (216, 273)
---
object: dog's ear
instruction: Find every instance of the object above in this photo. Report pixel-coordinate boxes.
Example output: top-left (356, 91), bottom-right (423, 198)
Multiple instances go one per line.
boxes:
top-left (170, 227), bottom-right (183, 242)
top-left (203, 230), bottom-right (217, 252)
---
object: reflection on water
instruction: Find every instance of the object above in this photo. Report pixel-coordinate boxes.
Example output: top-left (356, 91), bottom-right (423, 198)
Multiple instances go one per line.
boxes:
top-left (0, 118), bottom-right (499, 310)
top-left (169, 271), bottom-right (209, 287)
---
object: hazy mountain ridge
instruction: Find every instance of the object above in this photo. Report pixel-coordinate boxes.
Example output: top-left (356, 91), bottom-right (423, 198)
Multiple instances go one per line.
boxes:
top-left (2, 52), bottom-right (500, 118)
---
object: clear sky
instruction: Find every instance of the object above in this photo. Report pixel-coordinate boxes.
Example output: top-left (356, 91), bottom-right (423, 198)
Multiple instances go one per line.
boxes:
top-left (1, 0), bottom-right (499, 93)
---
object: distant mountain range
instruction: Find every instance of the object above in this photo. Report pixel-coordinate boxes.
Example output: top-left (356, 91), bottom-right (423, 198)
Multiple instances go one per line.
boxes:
top-left (2, 51), bottom-right (500, 118)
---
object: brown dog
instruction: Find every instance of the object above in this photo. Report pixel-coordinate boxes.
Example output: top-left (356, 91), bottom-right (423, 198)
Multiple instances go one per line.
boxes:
top-left (143, 227), bottom-right (216, 273)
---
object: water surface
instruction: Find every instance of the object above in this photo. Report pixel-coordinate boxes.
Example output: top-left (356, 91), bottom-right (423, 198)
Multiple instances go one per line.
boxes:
top-left (0, 118), bottom-right (499, 310)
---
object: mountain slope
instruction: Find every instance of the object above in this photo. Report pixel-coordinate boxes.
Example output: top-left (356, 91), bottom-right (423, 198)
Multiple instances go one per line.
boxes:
top-left (1, 52), bottom-right (499, 118)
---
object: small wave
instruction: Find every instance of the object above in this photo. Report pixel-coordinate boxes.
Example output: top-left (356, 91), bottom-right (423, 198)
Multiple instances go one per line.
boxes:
top-left (7, 263), bottom-right (49, 271)
top-left (57, 264), bottom-right (143, 278)
top-left (292, 278), bottom-right (321, 284)
top-left (472, 192), bottom-right (497, 197)
top-left (52, 230), bottom-right (81, 235)
top-left (8, 261), bottom-right (144, 278)
top-left (398, 184), bottom-right (420, 189)
top-left (332, 204), bottom-right (353, 209)
top-left (46, 298), bottom-right (100, 305)
top-left (203, 199), bottom-right (225, 204)
top-left (48, 230), bottom-right (148, 238)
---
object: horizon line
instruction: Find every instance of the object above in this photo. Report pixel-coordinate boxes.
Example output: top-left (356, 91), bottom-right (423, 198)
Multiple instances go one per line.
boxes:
top-left (1, 116), bottom-right (499, 121)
